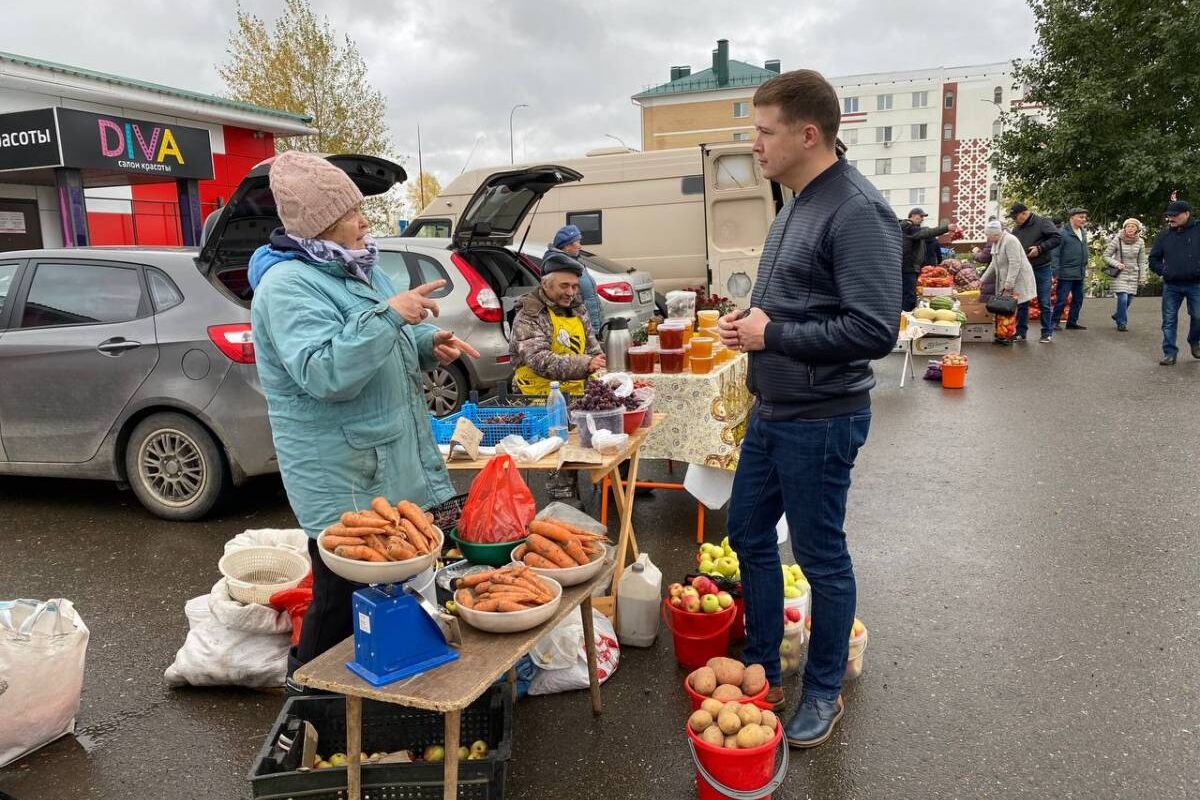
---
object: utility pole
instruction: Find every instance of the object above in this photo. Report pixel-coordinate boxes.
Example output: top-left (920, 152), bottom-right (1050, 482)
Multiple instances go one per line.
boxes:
top-left (417, 124), bottom-right (425, 209)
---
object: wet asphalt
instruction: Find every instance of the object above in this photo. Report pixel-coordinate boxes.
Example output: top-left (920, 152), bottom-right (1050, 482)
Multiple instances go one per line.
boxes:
top-left (1, 301), bottom-right (1198, 800)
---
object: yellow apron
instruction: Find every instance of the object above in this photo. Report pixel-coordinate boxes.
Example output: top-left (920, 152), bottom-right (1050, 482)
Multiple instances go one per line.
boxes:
top-left (514, 307), bottom-right (588, 396)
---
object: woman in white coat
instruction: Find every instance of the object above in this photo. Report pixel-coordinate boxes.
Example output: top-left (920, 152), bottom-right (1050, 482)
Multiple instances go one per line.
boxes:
top-left (979, 219), bottom-right (1037, 344)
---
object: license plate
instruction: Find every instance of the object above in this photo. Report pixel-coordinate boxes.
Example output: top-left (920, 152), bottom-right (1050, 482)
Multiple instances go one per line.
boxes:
top-left (637, 289), bottom-right (653, 304)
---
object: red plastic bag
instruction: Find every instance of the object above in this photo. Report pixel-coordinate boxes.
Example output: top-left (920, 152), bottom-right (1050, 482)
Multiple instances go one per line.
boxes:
top-left (458, 455), bottom-right (536, 543)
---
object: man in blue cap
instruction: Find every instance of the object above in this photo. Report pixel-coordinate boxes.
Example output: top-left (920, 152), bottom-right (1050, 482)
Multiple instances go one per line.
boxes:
top-left (1149, 200), bottom-right (1200, 365)
top-left (543, 225), bottom-right (602, 335)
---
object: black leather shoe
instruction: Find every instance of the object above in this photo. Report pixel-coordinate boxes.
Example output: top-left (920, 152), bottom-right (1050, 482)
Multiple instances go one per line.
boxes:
top-left (784, 694), bottom-right (844, 748)
top-left (1066, 323), bottom-right (1087, 330)
top-left (1160, 356), bottom-right (1177, 366)
top-left (1117, 325), bottom-right (1128, 332)
top-left (1191, 343), bottom-right (1200, 359)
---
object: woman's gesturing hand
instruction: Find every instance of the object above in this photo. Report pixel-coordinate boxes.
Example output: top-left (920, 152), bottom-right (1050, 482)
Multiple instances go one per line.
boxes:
top-left (432, 330), bottom-right (481, 366)
top-left (388, 280), bottom-right (446, 324)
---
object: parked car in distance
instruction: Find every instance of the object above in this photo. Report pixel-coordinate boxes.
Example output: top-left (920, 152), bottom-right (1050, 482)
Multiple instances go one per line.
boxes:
top-left (512, 243), bottom-right (656, 332)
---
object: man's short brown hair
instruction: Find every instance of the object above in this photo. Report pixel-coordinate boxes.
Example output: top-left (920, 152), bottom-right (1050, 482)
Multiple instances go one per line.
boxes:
top-left (753, 69), bottom-right (840, 144)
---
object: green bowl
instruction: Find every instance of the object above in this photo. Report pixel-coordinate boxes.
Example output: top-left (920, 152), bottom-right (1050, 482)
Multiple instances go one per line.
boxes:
top-left (449, 532), bottom-right (527, 567)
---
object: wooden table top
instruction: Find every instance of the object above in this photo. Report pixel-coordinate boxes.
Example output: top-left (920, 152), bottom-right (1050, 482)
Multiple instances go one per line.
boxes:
top-left (293, 556), bottom-right (618, 712)
top-left (443, 414), bottom-right (663, 473)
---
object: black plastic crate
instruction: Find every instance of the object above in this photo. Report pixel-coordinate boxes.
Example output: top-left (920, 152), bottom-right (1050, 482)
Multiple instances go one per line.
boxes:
top-left (249, 685), bottom-right (513, 800)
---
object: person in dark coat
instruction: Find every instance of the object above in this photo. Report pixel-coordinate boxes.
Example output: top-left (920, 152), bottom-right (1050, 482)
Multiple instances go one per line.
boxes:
top-left (1050, 207), bottom-right (1091, 331)
top-left (1008, 203), bottom-right (1063, 342)
top-left (898, 208), bottom-right (949, 311)
top-left (1149, 200), bottom-right (1200, 365)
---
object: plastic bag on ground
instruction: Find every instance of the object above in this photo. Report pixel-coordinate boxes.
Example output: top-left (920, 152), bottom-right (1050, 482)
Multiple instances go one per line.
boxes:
top-left (223, 528), bottom-right (309, 558)
top-left (0, 598), bottom-right (89, 767)
top-left (535, 502), bottom-right (607, 535)
top-left (528, 609), bottom-right (619, 695)
top-left (164, 579), bottom-right (291, 688)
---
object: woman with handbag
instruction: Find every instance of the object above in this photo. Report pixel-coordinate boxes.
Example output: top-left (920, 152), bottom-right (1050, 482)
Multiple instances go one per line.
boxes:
top-left (1103, 218), bottom-right (1148, 331)
top-left (979, 220), bottom-right (1037, 345)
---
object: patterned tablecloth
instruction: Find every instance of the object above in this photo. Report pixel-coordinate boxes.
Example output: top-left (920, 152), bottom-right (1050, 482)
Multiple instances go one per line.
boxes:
top-left (637, 353), bottom-right (752, 471)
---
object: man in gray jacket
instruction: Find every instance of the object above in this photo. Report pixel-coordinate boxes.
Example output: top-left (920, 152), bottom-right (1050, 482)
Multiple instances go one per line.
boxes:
top-left (719, 69), bottom-right (901, 749)
top-left (1050, 207), bottom-right (1090, 330)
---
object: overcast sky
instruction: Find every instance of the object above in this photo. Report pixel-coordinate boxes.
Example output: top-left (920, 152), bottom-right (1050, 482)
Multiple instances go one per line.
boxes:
top-left (5, 0), bottom-right (1038, 193)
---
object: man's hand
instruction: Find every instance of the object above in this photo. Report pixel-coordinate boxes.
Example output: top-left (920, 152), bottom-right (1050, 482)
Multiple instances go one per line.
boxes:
top-left (718, 308), bottom-right (771, 352)
top-left (388, 280), bottom-right (445, 324)
top-left (431, 329), bottom-right (480, 365)
top-left (588, 354), bottom-right (607, 372)
top-left (1027, 245), bottom-right (1040, 258)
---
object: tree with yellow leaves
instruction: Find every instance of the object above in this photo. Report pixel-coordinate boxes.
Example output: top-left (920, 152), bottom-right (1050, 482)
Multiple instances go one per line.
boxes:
top-left (406, 172), bottom-right (442, 219)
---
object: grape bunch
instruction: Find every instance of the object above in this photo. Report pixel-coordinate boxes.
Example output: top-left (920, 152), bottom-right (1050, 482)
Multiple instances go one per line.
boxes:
top-left (570, 379), bottom-right (622, 412)
top-left (486, 413), bottom-right (527, 425)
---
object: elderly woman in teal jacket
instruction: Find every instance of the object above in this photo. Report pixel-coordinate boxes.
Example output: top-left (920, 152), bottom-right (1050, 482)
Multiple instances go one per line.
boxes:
top-left (248, 150), bottom-right (478, 679)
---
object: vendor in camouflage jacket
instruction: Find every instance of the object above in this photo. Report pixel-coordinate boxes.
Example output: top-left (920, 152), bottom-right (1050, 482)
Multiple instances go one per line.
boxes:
top-left (509, 257), bottom-right (605, 396)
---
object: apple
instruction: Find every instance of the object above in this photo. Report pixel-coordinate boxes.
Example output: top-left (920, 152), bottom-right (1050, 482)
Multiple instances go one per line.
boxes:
top-left (789, 564), bottom-right (803, 581)
top-left (669, 595), bottom-right (683, 608)
top-left (458, 747), bottom-right (470, 759)
top-left (668, 582), bottom-right (685, 599)
top-left (683, 595), bottom-right (702, 613)
top-left (682, 586), bottom-right (699, 599)
top-left (700, 594), bottom-right (721, 613)
top-left (423, 745), bottom-right (445, 763)
top-left (785, 607), bottom-right (802, 623)
top-left (715, 557), bottom-right (738, 578)
top-left (692, 576), bottom-right (717, 596)
top-left (470, 740), bottom-right (489, 757)
top-left (699, 558), bottom-right (717, 575)
top-left (716, 591), bottom-right (734, 609)
top-left (780, 639), bottom-right (796, 656)
top-left (783, 584), bottom-right (802, 599)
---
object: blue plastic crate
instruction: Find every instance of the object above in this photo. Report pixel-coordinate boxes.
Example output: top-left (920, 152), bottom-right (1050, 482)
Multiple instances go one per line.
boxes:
top-left (428, 402), bottom-right (475, 445)
top-left (429, 403), bottom-right (550, 447)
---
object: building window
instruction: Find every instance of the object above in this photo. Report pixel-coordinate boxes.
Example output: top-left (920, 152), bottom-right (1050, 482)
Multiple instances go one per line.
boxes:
top-left (878, 188), bottom-right (890, 202)
top-left (844, 128), bottom-right (858, 146)
top-left (680, 175), bottom-right (704, 195)
top-left (732, 132), bottom-right (751, 142)
top-left (992, 119), bottom-right (1003, 137)
top-left (944, 92), bottom-right (955, 109)
top-left (733, 101), bottom-right (749, 119)
top-left (843, 96), bottom-right (859, 113)
top-left (989, 184), bottom-right (1000, 201)
top-left (912, 91), bottom-right (929, 108)
top-left (910, 188), bottom-right (926, 205)
top-left (876, 158), bottom-right (892, 175)
top-left (941, 186), bottom-right (951, 203)
top-left (876, 126), bottom-right (893, 143)
top-left (993, 86), bottom-right (1003, 105)
top-left (942, 155), bottom-right (952, 172)
top-left (943, 123), bottom-right (954, 140)
top-left (876, 94), bottom-right (893, 111)
top-left (910, 156), bottom-right (927, 173)
top-left (910, 123), bottom-right (928, 140)
top-left (566, 210), bottom-right (602, 245)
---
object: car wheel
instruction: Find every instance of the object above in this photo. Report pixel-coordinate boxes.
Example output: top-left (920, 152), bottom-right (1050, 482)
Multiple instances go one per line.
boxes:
top-left (424, 362), bottom-right (469, 417)
top-left (124, 412), bottom-right (227, 521)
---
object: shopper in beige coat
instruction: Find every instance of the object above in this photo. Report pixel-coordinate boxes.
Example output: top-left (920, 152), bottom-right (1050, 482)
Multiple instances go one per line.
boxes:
top-left (1104, 218), bottom-right (1148, 331)
top-left (980, 220), bottom-right (1037, 343)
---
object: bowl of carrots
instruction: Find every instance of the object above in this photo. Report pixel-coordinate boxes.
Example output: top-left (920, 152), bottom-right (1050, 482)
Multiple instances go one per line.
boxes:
top-left (510, 519), bottom-right (611, 587)
top-left (454, 565), bottom-right (563, 633)
top-left (316, 496), bottom-right (445, 585)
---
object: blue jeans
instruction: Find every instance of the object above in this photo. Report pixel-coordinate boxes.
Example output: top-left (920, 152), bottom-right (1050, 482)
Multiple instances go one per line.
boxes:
top-left (1114, 292), bottom-right (1133, 327)
top-left (1053, 278), bottom-right (1085, 326)
top-left (1161, 281), bottom-right (1200, 357)
top-left (727, 410), bottom-right (871, 701)
top-left (1018, 266), bottom-right (1055, 337)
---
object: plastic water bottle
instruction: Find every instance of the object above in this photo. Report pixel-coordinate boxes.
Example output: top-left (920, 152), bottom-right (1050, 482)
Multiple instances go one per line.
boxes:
top-left (546, 381), bottom-right (569, 441)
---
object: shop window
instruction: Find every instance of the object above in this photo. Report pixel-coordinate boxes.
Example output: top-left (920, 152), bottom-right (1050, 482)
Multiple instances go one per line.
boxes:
top-left (942, 155), bottom-right (952, 172)
top-left (681, 175), bottom-right (705, 195)
top-left (733, 101), bottom-right (749, 119)
top-left (877, 94), bottom-right (893, 111)
top-left (566, 210), bottom-right (603, 245)
top-left (843, 96), bottom-right (860, 113)
top-left (876, 158), bottom-right (892, 175)
top-left (21, 263), bottom-right (143, 328)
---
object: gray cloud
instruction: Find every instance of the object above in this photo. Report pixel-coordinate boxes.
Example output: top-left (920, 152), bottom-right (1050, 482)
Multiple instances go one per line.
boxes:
top-left (5, 0), bottom-right (1037, 192)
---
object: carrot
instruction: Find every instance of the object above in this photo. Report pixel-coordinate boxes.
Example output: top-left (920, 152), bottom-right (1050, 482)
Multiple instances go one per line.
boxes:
top-left (581, 541), bottom-right (603, 556)
top-left (385, 536), bottom-right (416, 561)
top-left (512, 543), bottom-right (528, 560)
top-left (522, 552), bottom-right (557, 569)
top-left (364, 533), bottom-right (391, 559)
top-left (563, 538), bottom-right (590, 565)
top-left (527, 533), bottom-right (578, 568)
top-left (324, 524), bottom-right (378, 538)
top-left (541, 517), bottom-right (607, 539)
top-left (455, 589), bottom-right (475, 609)
top-left (497, 599), bottom-right (534, 612)
top-left (458, 570), bottom-right (498, 588)
top-left (473, 599), bottom-right (503, 612)
top-left (528, 520), bottom-right (577, 545)
top-left (341, 512), bottom-right (390, 529)
top-left (425, 511), bottom-right (435, 523)
top-left (322, 534), bottom-right (368, 551)
top-left (370, 497), bottom-right (401, 524)
top-left (399, 519), bottom-right (429, 554)
top-left (334, 544), bottom-right (387, 562)
top-left (396, 501), bottom-right (437, 538)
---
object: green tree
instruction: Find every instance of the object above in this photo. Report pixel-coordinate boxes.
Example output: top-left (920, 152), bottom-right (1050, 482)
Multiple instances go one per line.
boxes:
top-left (219, 0), bottom-right (396, 231)
top-left (993, 0), bottom-right (1200, 228)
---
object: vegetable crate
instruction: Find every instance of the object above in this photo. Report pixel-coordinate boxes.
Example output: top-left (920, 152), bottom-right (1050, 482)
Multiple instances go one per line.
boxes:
top-left (248, 684), bottom-right (513, 800)
top-left (429, 403), bottom-right (551, 448)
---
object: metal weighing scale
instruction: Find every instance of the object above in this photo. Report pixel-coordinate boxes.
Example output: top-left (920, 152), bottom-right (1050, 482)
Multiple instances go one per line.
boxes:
top-left (347, 578), bottom-right (460, 686)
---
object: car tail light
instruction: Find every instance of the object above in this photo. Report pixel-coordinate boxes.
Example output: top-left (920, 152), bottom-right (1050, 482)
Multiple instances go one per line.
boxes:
top-left (596, 281), bottom-right (634, 303)
top-left (208, 323), bottom-right (255, 363)
top-left (451, 253), bottom-right (503, 323)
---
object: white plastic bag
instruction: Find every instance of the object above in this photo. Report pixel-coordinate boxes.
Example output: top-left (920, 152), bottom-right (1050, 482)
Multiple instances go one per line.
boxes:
top-left (0, 598), bottom-right (89, 767)
top-left (497, 434), bottom-right (564, 464)
top-left (527, 609), bottom-right (619, 696)
top-left (163, 579), bottom-right (292, 689)
top-left (600, 372), bottom-right (635, 398)
top-left (223, 528), bottom-right (309, 557)
top-left (535, 502), bottom-right (606, 534)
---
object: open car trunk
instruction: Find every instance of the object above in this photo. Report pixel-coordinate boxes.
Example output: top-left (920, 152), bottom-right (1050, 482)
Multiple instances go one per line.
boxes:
top-left (195, 154), bottom-right (405, 306)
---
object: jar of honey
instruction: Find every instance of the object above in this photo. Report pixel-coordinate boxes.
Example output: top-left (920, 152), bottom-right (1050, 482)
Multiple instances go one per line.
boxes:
top-left (697, 309), bottom-right (720, 329)
top-left (659, 348), bottom-right (685, 373)
top-left (690, 354), bottom-right (714, 374)
top-left (658, 323), bottom-right (685, 350)
top-left (690, 336), bottom-right (715, 359)
top-left (628, 346), bottom-right (656, 374)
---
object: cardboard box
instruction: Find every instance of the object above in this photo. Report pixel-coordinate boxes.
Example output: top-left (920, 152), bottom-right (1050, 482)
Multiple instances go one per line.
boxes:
top-left (912, 336), bottom-right (962, 356)
top-left (961, 323), bottom-right (993, 342)
top-left (919, 286), bottom-right (955, 297)
top-left (906, 316), bottom-right (961, 337)
top-left (957, 297), bottom-right (993, 324)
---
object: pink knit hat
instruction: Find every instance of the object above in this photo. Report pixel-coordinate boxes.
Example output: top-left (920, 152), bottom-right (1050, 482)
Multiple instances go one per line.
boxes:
top-left (268, 150), bottom-right (364, 239)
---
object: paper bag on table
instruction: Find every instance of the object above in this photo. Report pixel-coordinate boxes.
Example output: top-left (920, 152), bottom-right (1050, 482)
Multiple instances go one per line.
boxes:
top-left (448, 417), bottom-right (483, 461)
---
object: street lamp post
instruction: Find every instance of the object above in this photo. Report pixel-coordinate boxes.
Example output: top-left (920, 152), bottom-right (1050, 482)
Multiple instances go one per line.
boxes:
top-left (509, 104), bottom-right (529, 164)
top-left (604, 133), bottom-right (631, 150)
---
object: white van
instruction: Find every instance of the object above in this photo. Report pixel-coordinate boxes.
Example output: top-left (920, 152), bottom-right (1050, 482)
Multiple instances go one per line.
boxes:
top-left (403, 143), bottom-right (788, 300)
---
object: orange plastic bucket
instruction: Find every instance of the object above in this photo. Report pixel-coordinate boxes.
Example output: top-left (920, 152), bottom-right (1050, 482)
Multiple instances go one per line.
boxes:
top-left (662, 599), bottom-right (736, 671)
top-left (687, 720), bottom-right (788, 800)
top-left (941, 363), bottom-right (966, 389)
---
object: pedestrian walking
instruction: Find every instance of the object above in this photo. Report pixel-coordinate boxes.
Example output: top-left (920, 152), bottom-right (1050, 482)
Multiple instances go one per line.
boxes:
top-left (247, 151), bottom-right (479, 687)
top-left (1050, 207), bottom-right (1091, 331)
top-left (979, 219), bottom-right (1036, 344)
top-left (1148, 200), bottom-right (1200, 365)
top-left (717, 69), bottom-right (900, 749)
top-left (1103, 218), bottom-right (1148, 331)
top-left (899, 208), bottom-right (949, 311)
top-left (1008, 203), bottom-right (1062, 342)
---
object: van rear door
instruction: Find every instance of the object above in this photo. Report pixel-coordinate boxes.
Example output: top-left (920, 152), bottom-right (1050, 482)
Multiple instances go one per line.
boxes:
top-left (700, 143), bottom-right (780, 302)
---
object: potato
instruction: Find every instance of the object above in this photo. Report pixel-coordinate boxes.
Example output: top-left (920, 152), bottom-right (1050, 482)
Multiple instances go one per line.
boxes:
top-left (688, 666), bottom-right (717, 696)
top-left (700, 698), bottom-right (724, 717)
top-left (741, 663), bottom-right (767, 696)
top-left (700, 725), bottom-right (724, 747)
top-left (760, 710), bottom-right (778, 731)
top-left (717, 710), bottom-right (742, 735)
top-left (736, 704), bottom-right (762, 727)
top-left (688, 709), bottom-right (714, 733)
top-left (711, 683), bottom-right (744, 703)
top-left (736, 724), bottom-right (766, 749)
top-left (724, 735), bottom-right (739, 749)
top-left (758, 724), bottom-right (777, 742)
top-left (721, 701), bottom-right (742, 717)
top-left (707, 657), bottom-right (745, 687)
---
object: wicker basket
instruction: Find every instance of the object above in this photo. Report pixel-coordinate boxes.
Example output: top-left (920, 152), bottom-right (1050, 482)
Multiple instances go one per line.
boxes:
top-left (218, 546), bottom-right (309, 605)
